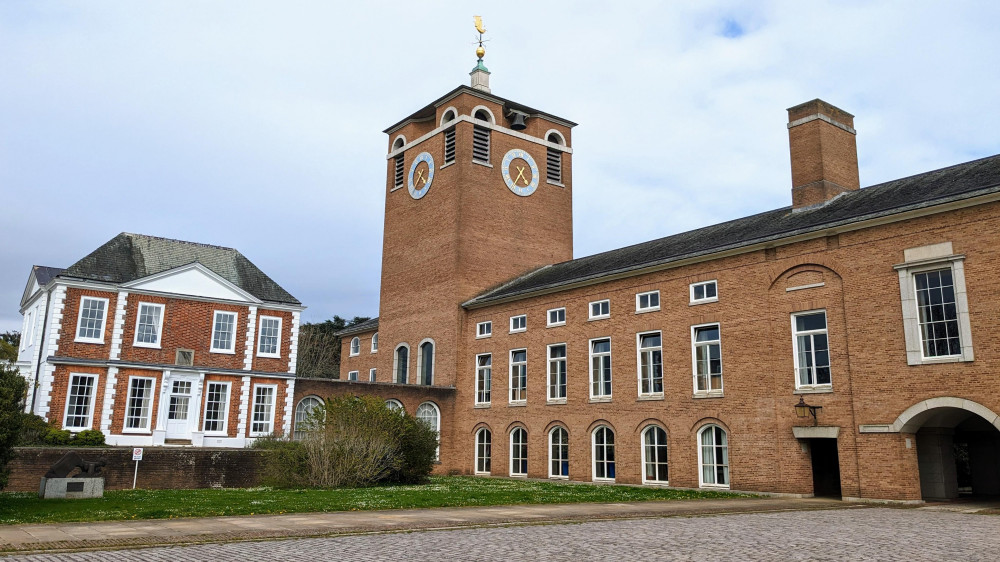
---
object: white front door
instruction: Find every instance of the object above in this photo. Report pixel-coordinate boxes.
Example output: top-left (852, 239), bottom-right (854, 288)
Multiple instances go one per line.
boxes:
top-left (165, 377), bottom-right (197, 439)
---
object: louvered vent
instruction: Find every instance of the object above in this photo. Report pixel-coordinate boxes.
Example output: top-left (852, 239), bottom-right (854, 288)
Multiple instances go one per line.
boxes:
top-left (394, 155), bottom-right (404, 189)
top-left (444, 128), bottom-right (456, 164)
top-left (472, 125), bottom-right (490, 163)
top-left (547, 147), bottom-right (562, 184)
top-left (175, 349), bottom-right (194, 366)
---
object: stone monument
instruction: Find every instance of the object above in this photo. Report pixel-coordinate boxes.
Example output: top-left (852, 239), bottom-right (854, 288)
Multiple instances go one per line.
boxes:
top-left (38, 452), bottom-right (107, 499)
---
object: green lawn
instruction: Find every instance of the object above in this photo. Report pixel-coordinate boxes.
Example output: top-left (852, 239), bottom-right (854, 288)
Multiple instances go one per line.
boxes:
top-left (0, 476), bottom-right (749, 525)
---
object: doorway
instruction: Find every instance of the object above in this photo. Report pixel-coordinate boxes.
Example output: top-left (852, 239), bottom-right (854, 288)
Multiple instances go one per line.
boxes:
top-left (809, 438), bottom-right (842, 498)
top-left (165, 376), bottom-right (198, 439)
top-left (916, 413), bottom-right (1000, 500)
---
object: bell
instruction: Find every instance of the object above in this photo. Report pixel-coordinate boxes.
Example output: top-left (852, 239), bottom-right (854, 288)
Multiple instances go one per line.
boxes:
top-left (508, 110), bottom-right (528, 130)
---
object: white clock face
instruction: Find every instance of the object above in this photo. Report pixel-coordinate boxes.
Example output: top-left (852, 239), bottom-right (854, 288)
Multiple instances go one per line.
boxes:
top-left (408, 152), bottom-right (435, 199)
top-left (502, 149), bottom-right (539, 197)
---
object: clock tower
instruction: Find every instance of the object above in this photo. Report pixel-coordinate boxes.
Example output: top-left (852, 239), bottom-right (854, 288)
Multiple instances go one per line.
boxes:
top-left (374, 38), bottom-right (575, 389)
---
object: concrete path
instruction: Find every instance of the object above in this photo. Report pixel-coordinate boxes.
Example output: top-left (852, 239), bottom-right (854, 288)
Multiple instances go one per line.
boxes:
top-left (0, 497), bottom-right (846, 555)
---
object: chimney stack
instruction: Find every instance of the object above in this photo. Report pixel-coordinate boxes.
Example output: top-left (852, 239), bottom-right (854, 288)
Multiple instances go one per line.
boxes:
top-left (787, 99), bottom-right (860, 209)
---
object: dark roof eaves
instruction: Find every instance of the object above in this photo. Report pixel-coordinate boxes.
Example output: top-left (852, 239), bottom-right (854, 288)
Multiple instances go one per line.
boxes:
top-left (334, 317), bottom-right (380, 337)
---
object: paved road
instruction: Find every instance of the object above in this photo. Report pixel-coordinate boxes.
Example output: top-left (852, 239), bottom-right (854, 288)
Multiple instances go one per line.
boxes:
top-left (5, 508), bottom-right (998, 561)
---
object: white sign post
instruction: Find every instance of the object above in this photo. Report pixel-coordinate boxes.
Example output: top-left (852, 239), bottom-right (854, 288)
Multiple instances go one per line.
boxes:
top-left (132, 448), bottom-right (143, 489)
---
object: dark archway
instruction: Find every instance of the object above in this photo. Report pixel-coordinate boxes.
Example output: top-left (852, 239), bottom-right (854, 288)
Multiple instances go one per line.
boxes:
top-left (906, 406), bottom-right (1000, 500)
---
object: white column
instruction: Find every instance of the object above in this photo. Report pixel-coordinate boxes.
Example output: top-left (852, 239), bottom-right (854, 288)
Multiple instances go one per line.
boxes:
top-left (35, 285), bottom-right (67, 420)
top-left (282, 379), bottom-right (295, 437)
top-left (243, 306), bottom-right (258, 370)
top-left (287, 311), bottom-right (301, 374)
top-left (109, 291), bottom-right (128, 361)
top-left (99, 366), bottom-right (119, 435)
top-left (236, 375), bottom-right (252, 437)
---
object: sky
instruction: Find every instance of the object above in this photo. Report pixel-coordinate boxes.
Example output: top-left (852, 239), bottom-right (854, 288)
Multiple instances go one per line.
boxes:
top-left (2, 1), bottom-right (999, 332)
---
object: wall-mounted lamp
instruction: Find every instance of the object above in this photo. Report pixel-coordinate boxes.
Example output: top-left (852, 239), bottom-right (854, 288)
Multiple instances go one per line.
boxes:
top-left (795, 396), bottom-right (822, 426)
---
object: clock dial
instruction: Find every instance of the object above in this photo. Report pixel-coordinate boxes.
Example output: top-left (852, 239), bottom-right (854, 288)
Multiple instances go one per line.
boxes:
top-left (408, 152), bottom-right (435, 199)
top-left (501, 149), bottom-right (540, 197)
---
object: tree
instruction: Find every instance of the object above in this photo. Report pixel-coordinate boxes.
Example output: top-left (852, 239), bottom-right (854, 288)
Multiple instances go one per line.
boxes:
top-left (295, 316), bottom-right (370, 379)
top-left (0, 331), bottom-right (20, 365)
top-left (0, 363), bottom-right (27, 489)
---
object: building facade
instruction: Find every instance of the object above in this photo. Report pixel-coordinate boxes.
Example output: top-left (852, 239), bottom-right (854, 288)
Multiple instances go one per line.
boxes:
top-left (326, 60), bottom-right (1000, 502)
top-left (16, 233), bottom-right (303, 448)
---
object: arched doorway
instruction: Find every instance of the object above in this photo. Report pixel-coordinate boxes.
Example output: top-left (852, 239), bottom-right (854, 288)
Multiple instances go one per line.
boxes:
top-left (895, 399), bottom-right (1000, 500)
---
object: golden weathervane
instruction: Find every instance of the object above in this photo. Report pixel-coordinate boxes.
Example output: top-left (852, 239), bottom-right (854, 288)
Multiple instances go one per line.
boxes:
top-left (474, 16), bottom-right (487, 59)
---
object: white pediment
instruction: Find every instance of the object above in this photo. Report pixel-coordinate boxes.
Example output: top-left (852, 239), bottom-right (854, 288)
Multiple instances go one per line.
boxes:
top-left (124, 263), bottom-right (259, 303)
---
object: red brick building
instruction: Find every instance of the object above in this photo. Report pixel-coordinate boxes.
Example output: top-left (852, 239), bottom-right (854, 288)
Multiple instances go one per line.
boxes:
top-left (16, 233), bottom-right (303, 447)
top-left (325, 57), bottom-right (1000, 502)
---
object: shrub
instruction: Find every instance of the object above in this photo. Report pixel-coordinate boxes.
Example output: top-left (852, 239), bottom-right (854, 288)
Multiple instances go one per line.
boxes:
top-left (17, 414), bottom-right (50, 446)
top-left (42, 428), bottom-right (72, 446)
top-left (74, 430), bottom-right (106, 447)
top-left (389, 413), bottom-right (438, 484)
top-left (0, 364), bottom-right (28, 489)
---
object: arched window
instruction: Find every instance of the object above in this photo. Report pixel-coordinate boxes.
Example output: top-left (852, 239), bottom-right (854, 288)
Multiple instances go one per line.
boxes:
top-left (546, 132), bottom-right (563, 184)
top-left (592, 426), bottom-right (615, 481)
top-left (293, 396), bottom-right (324, 440)
top-left (472, 109), bottom-right (491, 163)
top-left (698, 424), bottom-right (729, 488)
top-left (416, 402), bottom-right (441, 460)
top-left (510, 427), bottom-right (528, 476)
top-left (385, 399), bottom-right (403, 412)
top-left (642, 426), bottom-right (669, 484)
top-left (349, 337), bottom-right (360, 356)
top-left (392, 136), bottom-right (406, 190)
top-left (371, 332), bottom-right (378, 352)
top-left (549, 426), bottom-right (569, 478)
top-left (418, 340), bottom-right (434, 385)
top-left (476, 428), bottom-right (492, 474)
top-left (394, 344), bottom-right (409, 384)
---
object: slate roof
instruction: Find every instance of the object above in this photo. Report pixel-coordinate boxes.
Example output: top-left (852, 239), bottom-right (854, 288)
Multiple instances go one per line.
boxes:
top-left (60, 233), bottom-right (300, 305)
top-left (33, 266), bottom-right (64, 286)
top-left (334, 317), bottom-right (380, 337)
top-left (465, 153), bottom-right (1000, 307)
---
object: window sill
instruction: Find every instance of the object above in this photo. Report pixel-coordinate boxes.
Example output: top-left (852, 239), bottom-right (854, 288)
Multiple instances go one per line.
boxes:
top-left (204, 432), bottom-right (229, 437)
top-left (546, 322), bottom-right (566, 328)
top-left (700, 484), bottom-right (730, 490)
top-left (635, 308), bottom-right (660, 314)
top-left (121, 429), bottom-right (152, 435)
top-left (249, 433), bottom-right (272, 438)
top-left (689, 298), bottom-right (719, 306)
top-left (643, 480), bottom-right (670, 487)
top-left (508, 401), bottom-right (527, 407)
top-left (472, 159), bottom-right (493, 168)
top-left (794, 387), bottom-right (833, 395)
top-left (588, 316), bottom-right (610, 322)
top-left (693, 392), bottom-right (724, 399)
top-left (132, 343), bottom-right (161, 349)
top-left (546, 180), bottom-right (566, 188)
top-left (62, 427), bottom-right (91, 432)
top-left (210, 349), bottom-right (237, 355)
top-left (390, 185), bottom-right (403, 192)
top-left (509, 329), bottom-right (526, 335)
top-left (589, 397), bottom-right (612, 404)
top-left (475, 334), bottom-right (492, 339)
top-left (348, 353), bottom-right (359, 357)
top-left (474, 403), bottom-right (491, 409)
top-left (549, 475), bottom-right (569, 480)
top-left (510, 474), bottom-right (528, 478)
top-left (440, 161), bottom-right (456, 169)
top-left (637, 394), bottom-right (664, 401)
top-left (257, 353), bottom-right (281, 359)
top-left (474, 471), bottom-right (491, 476)
top-left (914, 355), bottom-right (967, 365)
top-left (74, 338), bottom-right (105, 345)
top-left (592, 478), bottom-right (616, 484)
top-left (547, 398), bottom-right (567, 405)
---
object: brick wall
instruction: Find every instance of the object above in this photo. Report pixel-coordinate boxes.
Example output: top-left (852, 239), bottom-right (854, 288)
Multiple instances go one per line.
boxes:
top-left (5, 447), bottom-right (266, 491)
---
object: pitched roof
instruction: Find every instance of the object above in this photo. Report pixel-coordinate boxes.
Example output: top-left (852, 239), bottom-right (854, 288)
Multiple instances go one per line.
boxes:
top-left (33, 266), bottom-right (64, 286)
top-left (465, 153), bottom-right (1000, 307)
top-left (60, 233), bottom-right (300, 305)
top-left (334, 317), bottom-right (379, 337)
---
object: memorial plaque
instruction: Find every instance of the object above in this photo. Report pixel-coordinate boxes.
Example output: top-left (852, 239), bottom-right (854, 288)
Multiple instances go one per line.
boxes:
top-left (66, 481), bottom-right (85, 492)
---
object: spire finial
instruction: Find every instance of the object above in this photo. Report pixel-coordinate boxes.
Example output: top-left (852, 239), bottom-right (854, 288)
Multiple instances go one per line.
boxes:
top-left (470, 16), bottom-right (491, 92)
top-left (474, 16), bottom-right (486, 60)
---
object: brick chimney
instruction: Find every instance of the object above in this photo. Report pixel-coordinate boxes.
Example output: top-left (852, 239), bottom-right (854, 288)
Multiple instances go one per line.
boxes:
top-left (787, 99), bottom-right (860, 209)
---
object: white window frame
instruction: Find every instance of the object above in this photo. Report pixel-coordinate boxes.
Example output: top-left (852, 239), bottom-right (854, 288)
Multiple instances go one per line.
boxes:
top-left (249, 383), bottom-right (277, 437)
top-left (202, 381), bottom-right (232, 435)
top-left (591, 425), bottom-right (616, 482)
top-left (589, 299), bottom-right (610, 320)
top-left (792, 310), bottom-right (832, 390)
top-left (509, 348), bottom-right (527, 404)
top-left (475, 353), bottom-right (492, 406)
top-left (476, 321), bottom-right (492, 339)
top-left (637, 331), bottom-right (663, 397)
top-left (417, 401), bottom-right (441, 460)
top-left (635, 290), bottom-right (660, 313)
top-left (349, 336), bottom-right (361, 357)
top-left (509, 427), bottom-right (528, 477)
top-left (371, 332), bottom-right (379, 352)
top-left (132, 302), bottom-right (165, 349)
top-left (75, 296), bottom-right (109, 344)
top-left (895, 252), bottom-right (973, 365)
top-left (547, 307), bottom-right (566, 327)
top-left (692, 323), bottom-right (723, 396)
top-left (210, 310), bottom-right (238, 354)
top-left (547, 343), bottom-right (567, 403)
top-left (393, 343), bottom-right (410, 384)
top-left (589, 337), bottom-right (612, 400)
top-left (123, 375), bottom-right (156, 432)
top-left (690, 280), bottom-right (719, 304)
top-left (293, 395), bottom-right (324, 440)
top-left (256, 315), bottom-right (283, 358)
top-left (698, 424), bottom-right (730, 489)
top-left (347, 370), bottom-right (359, 381)
top-left (385, 399), bottom-right (404, 411)
top-left (641, 425), bottom-right (669, 485)
top-left (548, 426), bottom-right (570, 479)
top-left (417, 338), bottom-right (435, 385)
top-left (369, 368), bottom-right (377, 382)
top-left (475, 428), bottom-right (492, 475)
top-left (509, 314), bottom-right (527, 333)
top-left (63, 373), bottom-right (98, 430)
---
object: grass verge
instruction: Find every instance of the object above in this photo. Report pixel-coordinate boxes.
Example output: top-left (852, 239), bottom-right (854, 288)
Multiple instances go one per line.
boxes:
top-left (0, 476), bottom-right (749, 525)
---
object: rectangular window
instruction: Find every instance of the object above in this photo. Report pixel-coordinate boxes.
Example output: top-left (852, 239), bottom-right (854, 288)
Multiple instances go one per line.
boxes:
top-left (638, 332), bottom-right (663, 396)
top-left (250, 384), bottom-right (277, 436)
top-left (257, 316), bottom-right (282, 357)
top-left (590, 338), bottom-right (612, 398)
top-left (23, 310), bottom-right (33, 349)
top-left (203, 382), bottom-right (231, 434)
top-left (348, 370), bottom-right (359, 381)
top-left (473, 124), bottom-right (491, 163)
top-left (510, 349), bottom-right (527, 403)
top-left (444, 127), bottom-right (456, 164)
top-left (393, 154), bottom-right (404, 189)
top-left (124, 376), bottom-right (155, 431)
top-left (547, 307), bottom-right (566, 327)
top-left (133, 302), bottom-right (164, 348)
top-left (915, 269), bottom-right (962, 358)
top-left (211, 311), bottom-right (237, 353)
top-left (548, 344), bottom-right (567, 401)
top-left (690, 280), bottom-right (718, 304)
top-left (510, 315), bottom-right (527, 333)
top-left (546, 146), bottom-right (562, 184)
top-left (472, 354), bottom-right (491, 405)
top-left (369, 368), bottom-right (377, 382)
top-left (64, 373), bottom-right (97, 430)
top-left (589, 299), bottom-right (610, 320)
top-left (793, 311), bottom-right (831, 388)
top-left (693, 324), bottom-right (723, 393)
top-left (636, 291), bottom-right (660, 312)
top-left (477, 321), bottom-right (492, 338)
top-left (75, 297), bottom-right (108, 343)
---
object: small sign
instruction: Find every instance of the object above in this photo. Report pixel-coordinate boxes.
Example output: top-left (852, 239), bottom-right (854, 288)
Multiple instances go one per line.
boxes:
top-left (132, 447), bottom-right (144, 461)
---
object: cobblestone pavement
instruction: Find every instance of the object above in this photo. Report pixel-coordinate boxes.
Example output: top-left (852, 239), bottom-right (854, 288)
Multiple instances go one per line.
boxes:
top-left (5, 508), bottom-right (999, 561)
